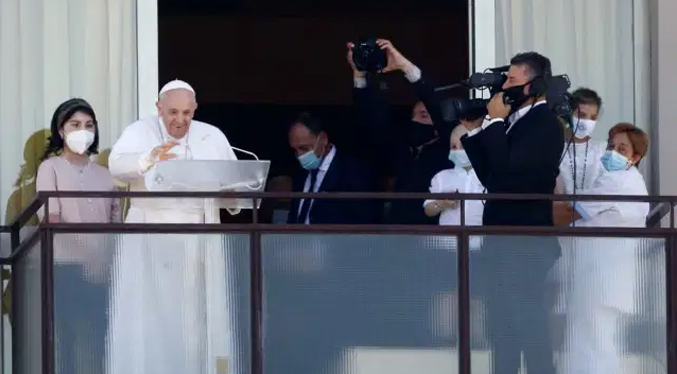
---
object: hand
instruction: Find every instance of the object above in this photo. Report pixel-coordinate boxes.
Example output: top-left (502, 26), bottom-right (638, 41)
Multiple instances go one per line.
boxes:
top-left (375, 39), bottom-right (414, 73)
top-left (460, 118), bottom-right (482, 131)
top-left (151, 141), bottom-right (179, 161)
top-left (346, 42), bottom-right (365, 78)
top-left (487, 92), bottom-right (511, 119)
top-left (437, 200), bottom-right (459, 210)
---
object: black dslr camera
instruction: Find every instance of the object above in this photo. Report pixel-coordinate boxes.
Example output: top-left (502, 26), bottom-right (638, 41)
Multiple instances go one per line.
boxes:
top-left (351, 37), bottom-right (387, 73)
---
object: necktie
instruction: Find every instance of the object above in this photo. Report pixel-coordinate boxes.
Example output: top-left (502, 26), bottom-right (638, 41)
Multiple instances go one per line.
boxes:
top-left (503, 118), bottom-right (511, 132)
top-left (297, 169), bottom-right (319, 223)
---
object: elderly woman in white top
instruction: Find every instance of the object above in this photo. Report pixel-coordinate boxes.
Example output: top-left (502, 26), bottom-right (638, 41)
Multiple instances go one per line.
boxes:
top-left (554, 123), bottom-right (650, 374)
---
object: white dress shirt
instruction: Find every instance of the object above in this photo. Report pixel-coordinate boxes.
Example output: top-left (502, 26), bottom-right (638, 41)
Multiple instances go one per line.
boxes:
top-left (467, 99), bottom-right (548, 137)
top-left (296, 145), bottom-right (337, 224)
top-left (558, 139), bottom-right (606, 194)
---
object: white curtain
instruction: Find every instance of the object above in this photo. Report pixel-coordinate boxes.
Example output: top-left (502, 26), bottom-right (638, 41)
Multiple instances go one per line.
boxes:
top-left (0, 0), bottom-right (138, 225)
top-left (495, 0), bottom-right (651, 179)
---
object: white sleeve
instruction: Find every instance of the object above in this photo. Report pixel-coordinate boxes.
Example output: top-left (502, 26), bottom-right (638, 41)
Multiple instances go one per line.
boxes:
top-left (424, 173), bottom-right (444, 207)
top-left (466, 118), bottom-right (504, 137)
top-left (573, 174), bottom-right (622, 221)
top-left (108, 122), bottom-right (157, 182)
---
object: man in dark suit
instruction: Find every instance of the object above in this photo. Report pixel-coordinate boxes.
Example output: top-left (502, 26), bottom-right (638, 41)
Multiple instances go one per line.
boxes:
top-left (349, 39), bottom-right (457, 224)
top-left (461, 52), bottom-right (564, 374)
top-left (286, 112), bottom-right (379, 224)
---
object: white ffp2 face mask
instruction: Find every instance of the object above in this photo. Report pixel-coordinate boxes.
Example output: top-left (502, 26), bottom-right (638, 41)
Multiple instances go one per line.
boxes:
top-left (65, 129), bottom-right (95, 154)
top-left (571, 116), bottom-right (597, 139)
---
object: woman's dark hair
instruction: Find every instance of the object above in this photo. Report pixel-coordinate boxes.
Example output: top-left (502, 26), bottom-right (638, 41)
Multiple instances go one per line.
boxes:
top-left (42, 98), bottom-right (100, 161)
top-left (571, 87), bottom-right (603, 110)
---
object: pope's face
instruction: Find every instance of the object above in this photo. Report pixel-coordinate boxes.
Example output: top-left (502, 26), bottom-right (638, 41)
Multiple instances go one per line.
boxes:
top-left (156, 89), bottom-right (197, 139)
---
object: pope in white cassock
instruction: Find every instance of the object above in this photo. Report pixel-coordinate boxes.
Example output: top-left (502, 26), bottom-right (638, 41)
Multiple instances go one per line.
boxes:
top-left (106, 80), bottom-right (241, 374)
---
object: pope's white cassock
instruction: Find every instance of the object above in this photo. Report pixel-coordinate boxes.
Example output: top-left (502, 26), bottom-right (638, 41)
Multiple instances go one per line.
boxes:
top-left (106, 81), bottom-right (241, 374)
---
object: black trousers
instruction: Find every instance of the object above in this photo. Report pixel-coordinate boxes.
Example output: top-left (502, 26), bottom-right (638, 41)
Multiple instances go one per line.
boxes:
top-left (54, 264), bottom-right (109, 374)
top-left (476, 236), bottom-right (560, 374)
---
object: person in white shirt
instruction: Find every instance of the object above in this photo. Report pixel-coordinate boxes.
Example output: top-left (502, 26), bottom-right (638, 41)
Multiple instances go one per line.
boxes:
top-left (423, 122), bottom-right (484, 245)
top-left (551, 88), bottom-right (608, 315)
top-left (557, 88), bottom-right (607, 195)
top-left (106, 80), bottom-right (241, 374)
top-left (554, 123), bottom-right (650, 374)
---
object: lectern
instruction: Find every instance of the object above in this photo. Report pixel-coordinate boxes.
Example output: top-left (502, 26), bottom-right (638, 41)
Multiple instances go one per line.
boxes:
top-left (144, 159), bottom-right (271, 209)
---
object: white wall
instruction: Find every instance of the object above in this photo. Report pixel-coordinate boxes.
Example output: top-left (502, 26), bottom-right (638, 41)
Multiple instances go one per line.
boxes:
top-left (650, 0), bottom-right (677, 196)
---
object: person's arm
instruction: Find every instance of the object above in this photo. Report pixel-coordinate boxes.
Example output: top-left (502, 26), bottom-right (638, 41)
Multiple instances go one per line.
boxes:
top-left (571, 173), bottom-right (624, 221)
top-left (348, 42), bottom-right (391, 150)
top-left (554, 173), bottom-right (564, 194)
top-left (553, 201), bottom-right (580, 225)
top-left (404, 64), bottom-right (457, 146)
top-left (352, 75), bottom-right (391, 150)
top-left (108, 122), bottom-right (170, 182)
top-left (35, 161), bottom-right (60, 222)
top-left (423, 173), bottom-right (458, 217)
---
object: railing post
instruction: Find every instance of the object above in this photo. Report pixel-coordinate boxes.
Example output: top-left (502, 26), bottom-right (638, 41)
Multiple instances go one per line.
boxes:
top-left (457, 232), bottom-right (471, 374)
top-left (40, 227), bottom-right (54, 374)
top-left (250, 198), bottom-right (263, 374)
top-left (458, 199), bottom-right (471, 374)
top-left (666, 232), bottom-right (677, 374)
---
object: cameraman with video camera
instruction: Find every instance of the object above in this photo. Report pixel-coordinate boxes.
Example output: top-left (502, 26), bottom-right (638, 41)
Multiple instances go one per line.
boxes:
top-left (461, 52), bottom-right (563, 374)
top-left (347, 38), bottom-right (457, 224)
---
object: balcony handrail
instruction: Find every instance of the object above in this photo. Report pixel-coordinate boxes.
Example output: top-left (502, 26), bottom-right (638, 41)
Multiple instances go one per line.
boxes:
top-left (33, 190), bottom-right (677, 202)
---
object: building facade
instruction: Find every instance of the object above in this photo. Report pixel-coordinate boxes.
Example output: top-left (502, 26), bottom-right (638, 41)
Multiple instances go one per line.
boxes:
top-left (0, 0), bottom-right (674, 225)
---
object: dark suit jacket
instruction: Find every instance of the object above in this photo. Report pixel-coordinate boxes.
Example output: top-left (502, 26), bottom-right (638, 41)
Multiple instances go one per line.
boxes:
top-left (287, 149), bottom-right (380, 224)
top-left (461, 103), bottom-right (564, 227)
top-left (353, 72), bottom-right (457, 224)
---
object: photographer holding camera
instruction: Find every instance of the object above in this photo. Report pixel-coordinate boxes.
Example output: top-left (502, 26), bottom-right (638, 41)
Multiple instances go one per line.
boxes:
top-left (461, 52), bottom-right (563, 374)
top-left (347, 39), bottom-right (457, 224)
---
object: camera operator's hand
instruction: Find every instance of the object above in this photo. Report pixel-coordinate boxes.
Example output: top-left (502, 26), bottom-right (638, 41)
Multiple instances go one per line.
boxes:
top-left (346, 42), bottom-right (365, 78)
top-left (375, 39), bottom-right (415, 74)
top-left (487, 92), bottom-right (511, 119)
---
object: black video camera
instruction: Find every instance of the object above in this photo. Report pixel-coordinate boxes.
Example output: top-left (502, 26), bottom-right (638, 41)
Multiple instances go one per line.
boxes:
top-left (351, 37), bottom-right (387, 73)
top-left (438, 65), bottom-right (572, 121)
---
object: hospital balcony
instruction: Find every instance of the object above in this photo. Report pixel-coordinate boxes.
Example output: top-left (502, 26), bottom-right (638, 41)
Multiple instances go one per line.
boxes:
top-left (0, 191), bottom-right (675, 374)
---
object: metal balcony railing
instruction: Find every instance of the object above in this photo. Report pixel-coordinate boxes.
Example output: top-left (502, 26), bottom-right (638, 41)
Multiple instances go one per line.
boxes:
top-left (2, 190), bottom-right (677, 374)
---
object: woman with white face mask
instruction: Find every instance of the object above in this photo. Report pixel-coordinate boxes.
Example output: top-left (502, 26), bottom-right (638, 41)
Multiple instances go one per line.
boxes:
top-left (554, 123), bottom-right (650, 374)
top-left (36, 98), bottom-right (121, 374)
top-left (551, 89), bottom-right (608, 319)
top-left (557, 88), bottom-right (607, 195)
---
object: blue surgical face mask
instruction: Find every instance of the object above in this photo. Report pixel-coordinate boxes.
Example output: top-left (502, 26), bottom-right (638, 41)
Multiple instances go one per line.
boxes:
top-left (298, 150), bottom-right (321, 170)
top-left (601, 150), bottom-right (629, 172)
top-left (297, 137), bottom-right (324, 170)
top-left (449, 149), bottom-right (471, 168)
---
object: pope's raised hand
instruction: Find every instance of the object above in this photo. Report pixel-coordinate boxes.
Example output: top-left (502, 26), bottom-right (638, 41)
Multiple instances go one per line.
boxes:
top-left (151, 141), bottom-right (179, 161)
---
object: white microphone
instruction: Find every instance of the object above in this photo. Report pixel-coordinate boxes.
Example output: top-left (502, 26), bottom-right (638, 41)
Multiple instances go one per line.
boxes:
top-left (231, 146), bottom-right (259, 160)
